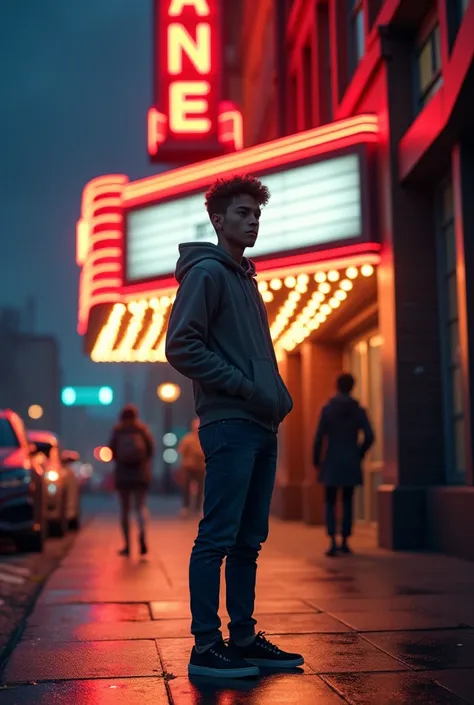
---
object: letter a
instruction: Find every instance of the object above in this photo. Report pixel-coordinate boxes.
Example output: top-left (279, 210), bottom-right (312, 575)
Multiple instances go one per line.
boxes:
top-left (168, 0), bottom-right (210, 17)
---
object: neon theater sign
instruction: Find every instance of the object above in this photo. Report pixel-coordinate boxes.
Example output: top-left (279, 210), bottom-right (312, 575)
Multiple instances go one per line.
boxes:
top-left (77, 114), bottom-right (381, 362)
top-left (148, 0), bottom-right (243, 162)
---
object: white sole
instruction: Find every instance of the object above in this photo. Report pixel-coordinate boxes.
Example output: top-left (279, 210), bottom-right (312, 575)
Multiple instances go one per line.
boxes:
top-left (188, 664), bottom-right (259, 679)
top-left (245, 657), bottom-right (304, 668)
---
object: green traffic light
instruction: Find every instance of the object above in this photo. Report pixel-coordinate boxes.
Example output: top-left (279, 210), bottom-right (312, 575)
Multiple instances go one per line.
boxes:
top-left (61, 387), bottom-right (77, 406)
top-left (61, 386), bottom-right (114, 407)
top-left (98, 386), bottom-right (113, 405)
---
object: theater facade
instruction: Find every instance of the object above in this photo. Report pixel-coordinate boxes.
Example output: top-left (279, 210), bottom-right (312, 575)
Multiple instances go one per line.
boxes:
top-left (76, 0), bottom-right (474, 561)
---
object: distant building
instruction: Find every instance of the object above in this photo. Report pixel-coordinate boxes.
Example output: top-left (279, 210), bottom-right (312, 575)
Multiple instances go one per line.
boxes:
top-left (0, 307), bottom-right (62, 433)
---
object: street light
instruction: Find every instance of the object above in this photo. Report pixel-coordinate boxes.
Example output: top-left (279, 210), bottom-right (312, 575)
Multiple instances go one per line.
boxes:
top-left (28, 404), bottom-right (44, 420)
top-left (157, 382), bottom-right (181, 403)
top-left (157, 383), bottom-right (181, 493)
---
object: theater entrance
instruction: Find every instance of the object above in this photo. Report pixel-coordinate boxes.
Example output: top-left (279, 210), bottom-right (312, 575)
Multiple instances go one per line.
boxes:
top-left (344, 332), bottom-right (384, 525)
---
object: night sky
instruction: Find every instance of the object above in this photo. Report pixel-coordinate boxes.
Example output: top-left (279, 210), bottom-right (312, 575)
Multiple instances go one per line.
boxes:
top-left (0, 0), bottom-right (163, 413)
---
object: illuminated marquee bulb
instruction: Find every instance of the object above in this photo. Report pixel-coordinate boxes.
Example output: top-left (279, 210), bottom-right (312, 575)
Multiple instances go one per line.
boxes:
top-left (312, 291), bottom-right (324, 303)
top-left (335, 289), bottom-right (347, 301)
top-left (361, 264), bottom-right (374, 277)
top-left (340, 279), bottom-right (353, 291)
top-left (160, 295), bottom-right (171, 306)
top-left (329, 297), bottom-right (341, 308)
top-left (295, 283), bottom-right (308, 294)
top-left (346, 266), bottom-right (358, 279)
top-left (327, 270), bottom-right (340, 282)
top-left (297, 274), bottom-right (309, 285)
top-left (318, 282), bottom-right (331, 294)
top-left (314, 271), bottom-right (326, 283)
top-left (258, 280), bottom-right (268, 292)
top-left (320, 304), bottom-right (332, 316)
top-left (288, 291), bottom-right (301, 303)
top-left (270, 278), bottom-right (282, 290)
top-left (262, 290), bottom-right (274, 303)
top-left (284, 276), bottom-right (296, 288)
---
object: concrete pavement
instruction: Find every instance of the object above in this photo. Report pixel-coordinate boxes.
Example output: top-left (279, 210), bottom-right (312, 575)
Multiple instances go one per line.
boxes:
top-left (1, 496), bottom-right (474, 703)
top-left (0, 527), bottom-right (75, 668)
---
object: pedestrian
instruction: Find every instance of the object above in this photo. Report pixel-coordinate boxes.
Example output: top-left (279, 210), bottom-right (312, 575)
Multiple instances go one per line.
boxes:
top-left (178, 419), bottom-right (205, 518)
top-left (109, 404), bottom-right (155, 557)
top-left (313, 373), bottom-right (374, 557)
top-left (166, 175), bottom-right (304, 678)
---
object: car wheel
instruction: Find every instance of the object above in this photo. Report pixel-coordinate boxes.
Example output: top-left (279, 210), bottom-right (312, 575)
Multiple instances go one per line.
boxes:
top-left (16, 528), bottom-right (45, 553)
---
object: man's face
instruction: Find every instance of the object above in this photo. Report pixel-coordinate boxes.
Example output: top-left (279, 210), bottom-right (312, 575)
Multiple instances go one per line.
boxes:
top-left (213, 194), bottom-right (261, 249)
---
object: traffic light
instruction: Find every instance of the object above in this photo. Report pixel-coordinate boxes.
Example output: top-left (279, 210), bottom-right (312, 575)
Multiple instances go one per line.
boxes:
top-left (61, 386), bottom-right (114, 406)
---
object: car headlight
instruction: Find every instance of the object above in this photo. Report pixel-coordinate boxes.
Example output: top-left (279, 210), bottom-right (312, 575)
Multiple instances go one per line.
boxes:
top-left (0, 469), bottom-right (32, 487)
top-left (45, 470), bottom-right (60, 482)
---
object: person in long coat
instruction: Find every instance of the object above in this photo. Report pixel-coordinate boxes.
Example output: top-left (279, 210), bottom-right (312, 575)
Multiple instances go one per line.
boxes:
top-left (313, 373), bottom-right (374, 556)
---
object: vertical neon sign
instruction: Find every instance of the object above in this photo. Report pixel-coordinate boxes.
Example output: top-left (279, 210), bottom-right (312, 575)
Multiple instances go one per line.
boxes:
top-left (148, 0), bottom-right (242, 162)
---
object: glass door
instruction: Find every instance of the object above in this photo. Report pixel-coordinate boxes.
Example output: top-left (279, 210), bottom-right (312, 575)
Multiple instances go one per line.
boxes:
top-left (344, 332), bottom-right (383, 525)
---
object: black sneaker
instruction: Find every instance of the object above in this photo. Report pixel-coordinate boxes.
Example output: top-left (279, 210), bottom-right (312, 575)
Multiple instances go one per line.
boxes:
top-left (188, 639), bottom-right (259, 679)
top-left (339, 541), bottom-right (353, 554)
top-left (118, 547), bottom-right (130, 557)
top-left (232, 632), bottom-right (304, 669)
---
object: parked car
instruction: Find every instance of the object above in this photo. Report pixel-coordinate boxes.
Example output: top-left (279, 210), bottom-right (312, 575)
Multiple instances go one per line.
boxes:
top-left (28, 431), bottom-right (81, 536)
top-left (0, 409), bottom-right (47, 552)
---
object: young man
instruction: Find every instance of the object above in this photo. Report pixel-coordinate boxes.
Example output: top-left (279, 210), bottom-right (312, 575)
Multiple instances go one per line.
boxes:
top-left (166, 175), bottom-right (304, 679)
top-left (313, 373), bottom-right (374, 557)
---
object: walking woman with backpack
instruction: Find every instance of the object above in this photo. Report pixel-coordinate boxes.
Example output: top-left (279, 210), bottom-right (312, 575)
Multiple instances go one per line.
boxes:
top-left (109, 405), bottom-right (155, 557)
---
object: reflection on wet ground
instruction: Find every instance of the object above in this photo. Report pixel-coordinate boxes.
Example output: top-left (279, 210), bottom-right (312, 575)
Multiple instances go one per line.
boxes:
top-left (1, 497), bottom-right (474, 704)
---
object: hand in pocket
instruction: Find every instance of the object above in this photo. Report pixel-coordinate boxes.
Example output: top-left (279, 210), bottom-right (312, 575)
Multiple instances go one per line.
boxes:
top-left (249, 358), bottom-right (280, 417)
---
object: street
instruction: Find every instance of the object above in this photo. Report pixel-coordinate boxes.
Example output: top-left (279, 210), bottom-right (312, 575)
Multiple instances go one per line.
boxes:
top-left (0, 497), bottom-right (473, 703)
top-left (0, 529), bottom-right (75, 668)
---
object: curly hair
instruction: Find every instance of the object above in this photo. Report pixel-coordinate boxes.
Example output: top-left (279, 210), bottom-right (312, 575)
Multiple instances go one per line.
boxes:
top-left (205, 174), bottom-right (270, 216)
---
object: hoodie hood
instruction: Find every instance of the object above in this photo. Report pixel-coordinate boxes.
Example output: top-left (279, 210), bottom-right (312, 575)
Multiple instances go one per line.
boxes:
top-left (175, 242), bottom-right (256, 284)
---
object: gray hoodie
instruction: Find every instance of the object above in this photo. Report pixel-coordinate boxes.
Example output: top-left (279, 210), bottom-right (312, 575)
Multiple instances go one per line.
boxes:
top-left (165, 243), bottom-right (293, 432)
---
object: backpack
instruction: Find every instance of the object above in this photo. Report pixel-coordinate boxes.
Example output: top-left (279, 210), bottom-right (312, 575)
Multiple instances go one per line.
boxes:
top-left (115, 429), bottom-right (147, 465)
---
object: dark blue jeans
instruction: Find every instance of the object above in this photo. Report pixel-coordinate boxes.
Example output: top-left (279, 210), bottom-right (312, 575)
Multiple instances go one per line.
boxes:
top-left (190, 419), bottom-right (278, 646)
top-left (325, 486), bottom-right (355, 538)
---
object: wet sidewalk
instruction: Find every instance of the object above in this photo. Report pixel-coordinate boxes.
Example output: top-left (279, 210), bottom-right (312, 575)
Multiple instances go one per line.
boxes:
top-left (1, 496), bottom-right (474, 703)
